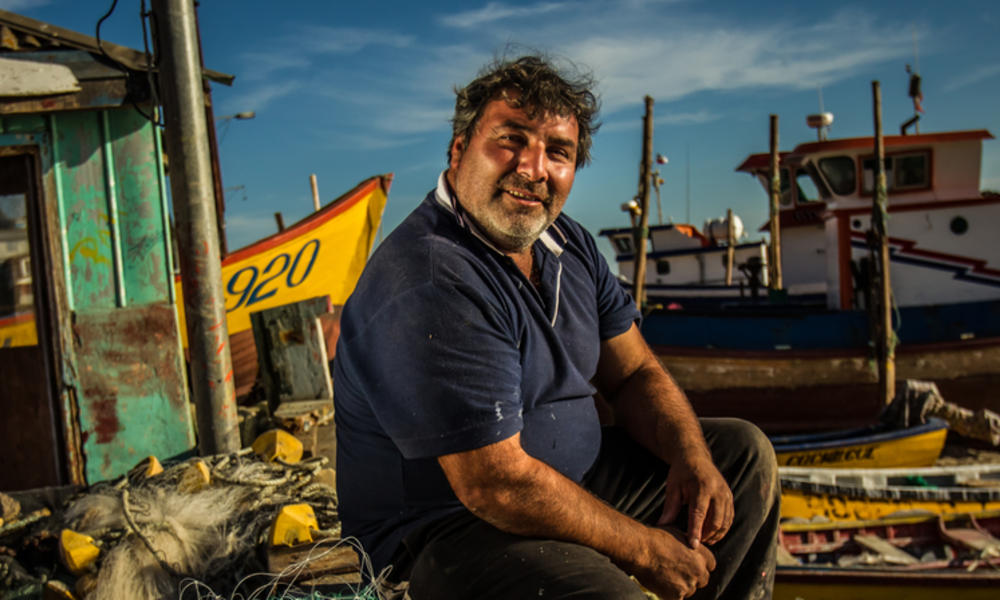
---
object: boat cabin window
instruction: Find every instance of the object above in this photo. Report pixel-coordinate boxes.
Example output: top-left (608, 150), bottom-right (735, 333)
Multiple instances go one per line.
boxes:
top-left (777, 166), bottom-right (827, 206)
top-left (612, 235), bottom-right (633, 254)
top-left (818, 156), bottom-right (856, 195)
top-left (861, 151), bottom-right (930, 194)
top-left (795, 166), bottom-right (826, 203)
top-left (656, 259), bottom-right (670, 275)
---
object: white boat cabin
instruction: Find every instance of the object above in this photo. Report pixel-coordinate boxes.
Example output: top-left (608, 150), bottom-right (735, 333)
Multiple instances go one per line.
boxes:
top-left (737, 129), bottom-right (999, 309)
top-left (598, 221), bottom-right (771, 306)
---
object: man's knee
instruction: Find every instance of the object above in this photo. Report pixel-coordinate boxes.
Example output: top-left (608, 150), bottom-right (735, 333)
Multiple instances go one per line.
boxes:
top-left (702, 418), bottom-right (778, 504)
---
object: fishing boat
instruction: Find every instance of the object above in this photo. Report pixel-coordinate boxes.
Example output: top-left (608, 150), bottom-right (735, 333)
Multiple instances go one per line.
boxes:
top-left (601, 115), bottom-right (1000, 432)
top-left (775, 510), bottom-right (1000, 600)
top-left (173, 175), bottom-right (391, 399)
top-left (770, 417), bottom-right (948, 469)
top-left (778, 463), bottom-right (1000, 522)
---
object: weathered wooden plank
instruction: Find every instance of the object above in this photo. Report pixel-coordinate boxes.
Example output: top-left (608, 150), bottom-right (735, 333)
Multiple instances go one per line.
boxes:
top-left (4, 50), bottom-right (123, 81)
top-left (251, 296), bottom-right (333, 407)
top-left (852, 534), bottom-right (918, 565)
top-left (0, 56), bottom-right (80, 97)
top-left (0, 80), bottom-right (130, 115)
top-left (0, 344), bottom-right (62, 490)
top-left (266, 543), bottom-right (360, 586)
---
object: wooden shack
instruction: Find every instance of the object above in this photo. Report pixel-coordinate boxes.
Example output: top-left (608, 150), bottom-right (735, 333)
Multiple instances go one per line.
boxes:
top-left (0, 10), bottom-right (231, 489)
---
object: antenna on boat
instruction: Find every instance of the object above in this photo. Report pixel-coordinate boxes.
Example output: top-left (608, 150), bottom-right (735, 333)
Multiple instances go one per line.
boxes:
top-left (902, 26), bottom-right (924, 135)
top-left (807, 87), bottom-right (834, 141)
top-left (685, 143), bottom-right (691, 224)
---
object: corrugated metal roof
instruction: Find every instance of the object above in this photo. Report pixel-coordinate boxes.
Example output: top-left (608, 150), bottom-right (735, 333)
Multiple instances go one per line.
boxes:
top-left (0, 8), bottom-right (233, 86)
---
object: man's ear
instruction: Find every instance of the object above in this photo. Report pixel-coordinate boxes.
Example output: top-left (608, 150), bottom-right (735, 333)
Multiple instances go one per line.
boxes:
top-left (449, 136), bottom-right (465, 170)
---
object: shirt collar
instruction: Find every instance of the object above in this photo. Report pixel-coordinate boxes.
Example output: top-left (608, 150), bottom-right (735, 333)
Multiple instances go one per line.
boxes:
top-left (434, 170), bottom-right (566, 258)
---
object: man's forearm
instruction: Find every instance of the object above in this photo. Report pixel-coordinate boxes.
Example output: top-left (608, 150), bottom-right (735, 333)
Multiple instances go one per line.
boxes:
top-left (613, 361), bottom-right (710, 467)
top-left (438, 434), bottom-right (699, 579)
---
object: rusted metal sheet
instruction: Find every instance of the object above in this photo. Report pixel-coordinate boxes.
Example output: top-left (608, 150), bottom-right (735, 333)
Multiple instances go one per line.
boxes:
top-left (71, 304), bottom-right (194, 482)
top-left (108, 109), bottom-right (171, 304)
top-left (52, 110), bottom-right (116, 309)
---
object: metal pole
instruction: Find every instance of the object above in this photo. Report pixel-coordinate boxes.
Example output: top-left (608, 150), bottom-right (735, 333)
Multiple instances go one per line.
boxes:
top-left (768, 115), bottom-right (783, 290)
top-left (725, 208), bottom-right (735, 286)
top-left (310, 174), bottom-right (321, 212)
top-left (152, 0), bottom-right (239, 454)
top-left (633, 96), bottom-right (654, 311)
top-left (871, 81), bottom-right (896, 404)
top-left (274, 211), bottom-right (285, 232)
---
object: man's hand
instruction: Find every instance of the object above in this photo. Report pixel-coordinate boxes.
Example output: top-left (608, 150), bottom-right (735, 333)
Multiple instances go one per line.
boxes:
top-left (657, 452), bottom-right (733, 548)
top-left (633, 525), bottom-right (715, 600)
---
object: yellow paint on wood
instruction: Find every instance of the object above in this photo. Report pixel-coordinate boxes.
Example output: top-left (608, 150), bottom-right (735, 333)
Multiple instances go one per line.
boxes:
top-left (781, 488), bottom-right (1000, 522)
top-left (270, 503), bottom-right (318, 547)
top-left (776, 427), bottom-right (947, 469)
top-left (59, 529), bottom-right (100, 575)
top-left (252, 429), bottom-right (303, 464)
top-left (174, 179), bottom-right (388, 345)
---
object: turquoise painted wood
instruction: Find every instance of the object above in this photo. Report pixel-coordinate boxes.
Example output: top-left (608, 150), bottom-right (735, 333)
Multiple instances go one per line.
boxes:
top-left (4, 108), bottom-right (195, 483)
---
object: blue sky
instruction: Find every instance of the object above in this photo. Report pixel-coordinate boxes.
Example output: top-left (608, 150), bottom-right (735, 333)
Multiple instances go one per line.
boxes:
top-left (5, 0), bottom-right (1000, 264)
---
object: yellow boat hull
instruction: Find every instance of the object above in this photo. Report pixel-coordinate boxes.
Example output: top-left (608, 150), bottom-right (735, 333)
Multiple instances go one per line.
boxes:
top-left (781, 487), bottom-right (1000, 521)
top-left (174, 175), bottom-right (390, 345)
top-left (774, 426), bottom-right (948, 469)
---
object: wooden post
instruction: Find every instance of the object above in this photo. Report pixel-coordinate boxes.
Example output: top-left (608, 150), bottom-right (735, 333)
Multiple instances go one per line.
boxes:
top-left (725, 208), bottom-right (735, 286)
top-left (310, 174), bottom-right (320, 212)
top-left (274, 211), bottom-right (285, 232)
top-left (768, 115), bottom-right (783, 290)
top-left (633, 96), bottom-right (654, 311)
top-left (871, 80), bottom-right (896, 404)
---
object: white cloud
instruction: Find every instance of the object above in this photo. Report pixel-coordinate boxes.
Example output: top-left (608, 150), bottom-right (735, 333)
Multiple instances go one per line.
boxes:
top-left (226, 81), bottom-right (298, 113)
top-left (564, 9), bottom-right (914, 115)
top-left (944, 64), bottom-right (1000, 93)
top-left (601, 109), bottom-right (720, 133)
top-left (228, 4), bottom-right (917, 157)
top-left (440, 2), bottom-right (568, 29)
top-left (236, 52), bottom-right (311, 82)
top-left (294, 26), bottom-right (415, 54)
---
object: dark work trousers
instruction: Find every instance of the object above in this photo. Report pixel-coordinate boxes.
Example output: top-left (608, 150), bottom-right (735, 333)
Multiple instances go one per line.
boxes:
top-left (389, 418), bottom-right (780, 600)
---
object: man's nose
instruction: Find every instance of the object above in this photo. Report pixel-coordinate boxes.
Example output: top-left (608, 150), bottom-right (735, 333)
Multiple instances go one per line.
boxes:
top-left (516, 143), bottom-right (548, 183)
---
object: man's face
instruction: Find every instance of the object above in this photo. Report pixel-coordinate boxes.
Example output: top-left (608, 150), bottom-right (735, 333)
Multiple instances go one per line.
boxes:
top-left (447, 96), bottom-right (579, 253)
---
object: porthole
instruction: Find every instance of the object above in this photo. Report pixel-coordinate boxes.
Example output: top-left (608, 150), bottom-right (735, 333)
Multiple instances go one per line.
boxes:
top-left (852, 219), bottom-right (863, 230)
top-left (950, 216), bottom-right (969, 235)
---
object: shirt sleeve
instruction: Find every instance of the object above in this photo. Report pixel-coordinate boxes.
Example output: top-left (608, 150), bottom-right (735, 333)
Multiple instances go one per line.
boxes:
top-left (337, 251), bottom-right (525, 460)
top-left (578, 222), bottom-right (641, 340)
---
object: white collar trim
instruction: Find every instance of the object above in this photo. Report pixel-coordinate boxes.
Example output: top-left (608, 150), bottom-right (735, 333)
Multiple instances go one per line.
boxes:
top-left (434, 170), bottom-right (565, 258)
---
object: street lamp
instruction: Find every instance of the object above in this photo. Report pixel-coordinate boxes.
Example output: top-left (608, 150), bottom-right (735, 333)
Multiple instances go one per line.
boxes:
top-left (216, 111), bottom-right (255, 142)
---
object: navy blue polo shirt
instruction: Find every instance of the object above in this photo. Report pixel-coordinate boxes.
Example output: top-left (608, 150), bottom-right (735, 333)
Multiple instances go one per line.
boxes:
top-left (334, 173), bottom-right (640, 573)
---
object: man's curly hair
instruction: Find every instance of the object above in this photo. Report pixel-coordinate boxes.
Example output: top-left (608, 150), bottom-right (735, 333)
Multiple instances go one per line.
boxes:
top-left (450, 55), bottom-right (600, 169)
